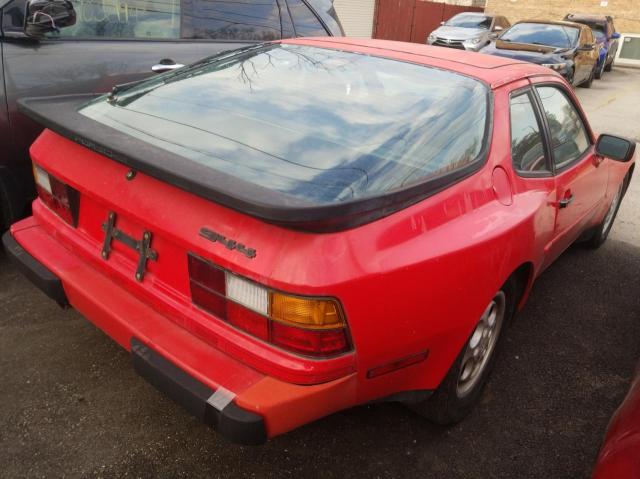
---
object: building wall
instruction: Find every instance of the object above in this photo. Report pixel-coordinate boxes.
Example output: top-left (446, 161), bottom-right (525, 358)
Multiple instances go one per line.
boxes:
top-left (485, 0), bottom-right (640, 33)
top-left (333, 0), bottom-right (376, 37)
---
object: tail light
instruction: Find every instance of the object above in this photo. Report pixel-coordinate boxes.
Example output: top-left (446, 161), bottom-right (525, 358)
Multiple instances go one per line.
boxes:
top-left (33, 164), bottom-right (80, 227)
top-left (187, 254), bottom-right (351, 358)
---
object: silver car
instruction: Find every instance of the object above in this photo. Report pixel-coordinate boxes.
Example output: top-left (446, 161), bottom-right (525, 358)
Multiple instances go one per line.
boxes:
top-left (427, 13), bottom-right (510, 52)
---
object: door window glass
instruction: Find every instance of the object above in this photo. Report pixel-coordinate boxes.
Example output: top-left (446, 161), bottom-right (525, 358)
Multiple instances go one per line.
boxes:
top-left (536, 86), bottom-right (591, 169)
top-left (510, 92), bottom-right (548, 173)
top-left (47, 0), bottom-right (181, 38)
top-left (181, 0), bottom-right (282, 40)
top-left (286, 0), bottom-right (327, 36)
top-left (1, 0), bottom-right (25, 32)
top-left (582, 28), bottom-right (594, 45)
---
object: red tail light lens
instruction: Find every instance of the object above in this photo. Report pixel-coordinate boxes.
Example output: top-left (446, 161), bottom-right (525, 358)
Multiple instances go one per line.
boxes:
top-left (187, 253), bottom-right (351, 358)
top-left (33, 164), bottom-right (80, 227)
top-left (271, 321), bottom-right (349, 357)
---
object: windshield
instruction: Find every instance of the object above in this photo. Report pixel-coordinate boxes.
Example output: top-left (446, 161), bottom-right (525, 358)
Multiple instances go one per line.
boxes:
top-left (501, 23), bottom-right (580, 49)
top-left (80, 44), bottom-right (488, 205)
top-left (446, 14), bottom-right (492, 29)
top-left (587, 23), bottom-right (607, 41)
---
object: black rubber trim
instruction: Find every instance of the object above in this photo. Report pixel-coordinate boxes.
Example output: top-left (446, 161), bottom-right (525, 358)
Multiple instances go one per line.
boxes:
top-left (131, 338), bottom-right (267, 446)
top-left (17, 77), bottom-right (492, 233)
top-left (2, 231), bottom-right (69, 307)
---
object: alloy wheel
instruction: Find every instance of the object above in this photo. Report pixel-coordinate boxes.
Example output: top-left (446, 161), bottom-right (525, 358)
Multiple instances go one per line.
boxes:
top-left (456, 291), bottom-right (506, 398)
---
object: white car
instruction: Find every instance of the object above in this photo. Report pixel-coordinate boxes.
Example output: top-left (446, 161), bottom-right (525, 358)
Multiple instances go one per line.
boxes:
top-left (427, 12), bottom-right (510, 52)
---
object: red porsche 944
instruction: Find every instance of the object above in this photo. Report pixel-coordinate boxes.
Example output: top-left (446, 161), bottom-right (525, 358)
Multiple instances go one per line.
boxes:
top-left (3, 38), bottom-right (635, 444)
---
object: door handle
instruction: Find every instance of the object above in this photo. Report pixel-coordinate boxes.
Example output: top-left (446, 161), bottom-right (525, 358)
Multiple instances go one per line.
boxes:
top-left (559, 194), bottom-right (574, 209)
top-left (151, 59), bottom-right (185, 74)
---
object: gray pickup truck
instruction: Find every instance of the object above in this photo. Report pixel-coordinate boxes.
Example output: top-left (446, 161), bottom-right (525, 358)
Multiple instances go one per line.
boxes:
top-left (0, 0), bottom-right (343, 229)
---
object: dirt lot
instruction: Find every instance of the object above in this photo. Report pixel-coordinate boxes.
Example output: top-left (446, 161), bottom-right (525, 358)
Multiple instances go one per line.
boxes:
top-left (1, 68), bottom-right (639, 479)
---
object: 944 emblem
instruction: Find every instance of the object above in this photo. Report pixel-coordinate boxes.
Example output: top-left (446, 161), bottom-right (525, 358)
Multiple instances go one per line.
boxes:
top-left (199, 228), bottom-right (256, 259)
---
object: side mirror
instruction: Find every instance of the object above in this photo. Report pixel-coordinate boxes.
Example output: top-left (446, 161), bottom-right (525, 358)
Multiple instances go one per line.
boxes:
top-left (611, 32), bottom-right (621, 40)
top-left (24, 0), bottom-right (76, 38)
top-left (596, 134), bottom-right (636, 162)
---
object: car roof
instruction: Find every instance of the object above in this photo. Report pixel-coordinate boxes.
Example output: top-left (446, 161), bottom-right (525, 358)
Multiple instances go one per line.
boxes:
top-left (516, 19), bottom-right (587, 30)
top-left (452, 12), bottom-right (489, 16)
top-left (565, 13), bottom-right (609, 23)
top-left (281, 37), bottom-right (557, 89)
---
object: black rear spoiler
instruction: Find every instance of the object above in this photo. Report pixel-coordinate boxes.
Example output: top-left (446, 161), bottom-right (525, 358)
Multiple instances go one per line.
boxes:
top-left (19, 94), bottom-right (486, 233)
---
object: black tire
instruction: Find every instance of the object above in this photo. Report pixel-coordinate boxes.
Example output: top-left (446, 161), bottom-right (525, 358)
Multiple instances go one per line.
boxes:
top-left (585, 182), bottom-right (625, 249)
top-left (567, 68), bottom-right (575, 87)
top-left (595, 60), bottom-right (605, 80)
top-left (410, 277), bottom-right (517, 425)
top-left (604, 61), bottom-right (613, 72)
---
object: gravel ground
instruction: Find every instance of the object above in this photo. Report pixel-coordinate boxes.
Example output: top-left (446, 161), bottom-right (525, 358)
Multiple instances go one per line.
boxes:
top-left (1, 68), bottom-right (639, 479)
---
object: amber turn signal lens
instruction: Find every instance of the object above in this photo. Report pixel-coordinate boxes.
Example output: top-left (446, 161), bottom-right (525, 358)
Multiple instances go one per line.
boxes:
top-left (270, 293), bottom-right (345, 329)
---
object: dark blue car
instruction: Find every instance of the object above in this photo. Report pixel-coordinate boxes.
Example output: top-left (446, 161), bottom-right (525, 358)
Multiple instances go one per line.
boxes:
top-left (565, 14), bottom-right (620, 79)
top-left (480, 20), bottom-right (599, 88)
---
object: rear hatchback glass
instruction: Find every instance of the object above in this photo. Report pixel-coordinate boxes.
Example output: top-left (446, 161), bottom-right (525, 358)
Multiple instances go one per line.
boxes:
top-left (80, 44), bottom-right (489, 206)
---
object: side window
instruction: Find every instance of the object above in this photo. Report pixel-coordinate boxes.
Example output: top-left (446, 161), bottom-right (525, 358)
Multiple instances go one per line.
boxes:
top-left (182, 0), bottom-right (282, 40)
top-left (510, 91), bottom-right (548, 173)
top-left (536, 86), bottom-right (591, 170)
top-left (47, 0), bottom-right (181, 38)
top-left (2, 0), bottom-right (26, 33)
top-left (286, 0), bottom-right (327, 37)
top-left (584, 28), bottom-right (594, 45)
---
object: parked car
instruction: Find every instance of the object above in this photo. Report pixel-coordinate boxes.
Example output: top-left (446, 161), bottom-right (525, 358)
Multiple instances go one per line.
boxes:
top-left (564, 13), bottom-right (620, 79)
top-left (480, 20), bottom-right (599, 87)
top-left (0, 0), bottom-right (344, 232)
top-left (593, 363), bottom-right (640, 478)
top-left (3, 38), bottom-right (635, 444)
top-left (427, 12), bottom-right (510, 51)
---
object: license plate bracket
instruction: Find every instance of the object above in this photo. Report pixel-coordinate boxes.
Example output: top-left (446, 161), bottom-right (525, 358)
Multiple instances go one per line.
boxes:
top-left (101, 211), bottom-right (158, 282)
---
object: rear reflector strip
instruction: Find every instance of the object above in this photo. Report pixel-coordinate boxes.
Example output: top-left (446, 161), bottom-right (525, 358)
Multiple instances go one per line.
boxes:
top-left (366, 351), bottom-right (429, 379)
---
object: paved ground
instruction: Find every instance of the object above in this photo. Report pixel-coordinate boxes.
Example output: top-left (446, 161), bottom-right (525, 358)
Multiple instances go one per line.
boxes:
top-left (1, 68), bottom-right (640, 479)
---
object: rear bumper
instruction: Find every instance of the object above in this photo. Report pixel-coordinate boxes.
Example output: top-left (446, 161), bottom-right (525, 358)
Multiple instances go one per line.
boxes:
top-left (2, 231), bottom-right (68, 307)
top-left (131, 337), bottom-right (266, 445)
top-left (5, 218), bottom-right (358, 444)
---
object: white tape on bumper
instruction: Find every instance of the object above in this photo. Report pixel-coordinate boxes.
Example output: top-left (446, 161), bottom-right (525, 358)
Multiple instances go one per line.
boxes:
top-left (206, 386), bottom-right (236, 411)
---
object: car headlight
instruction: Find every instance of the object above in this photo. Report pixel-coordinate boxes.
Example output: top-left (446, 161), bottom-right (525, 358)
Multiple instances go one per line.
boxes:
top-left (542, 63), bottom-right (567, 71)
top-left (427, 34), bottom-right (436, 42)
top-left (467, 37), bottom-right (482, 45)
